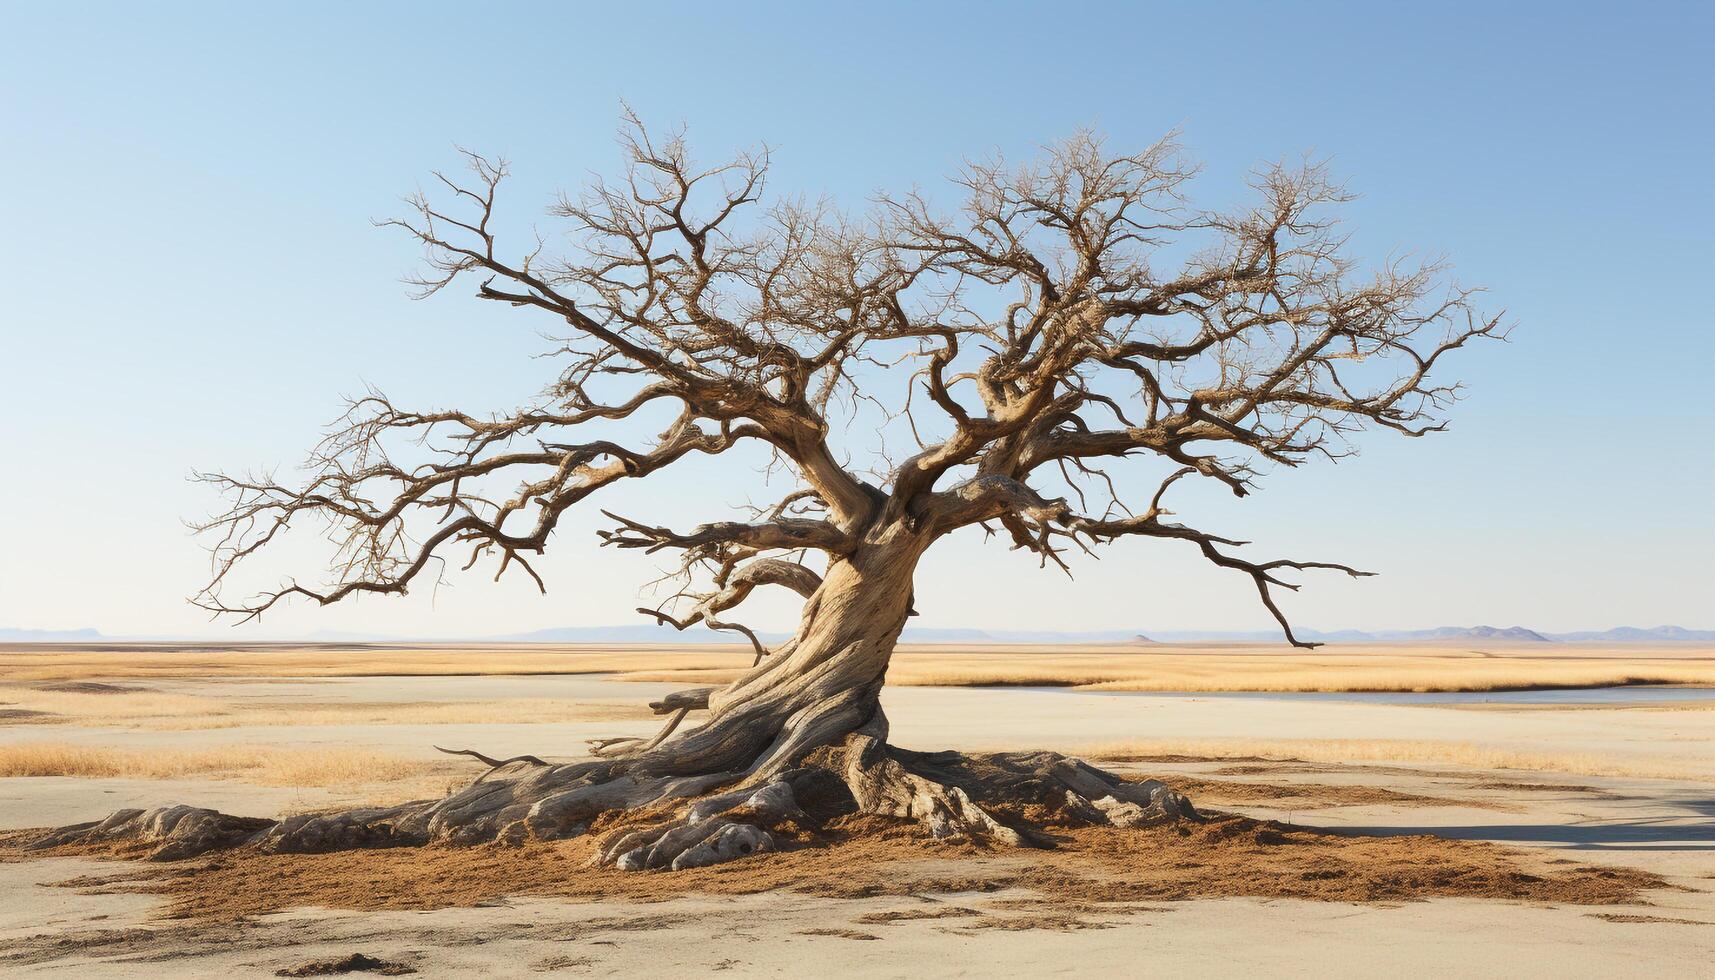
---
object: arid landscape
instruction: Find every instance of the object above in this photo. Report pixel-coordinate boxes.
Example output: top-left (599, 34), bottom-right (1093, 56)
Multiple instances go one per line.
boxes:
top-left (8, 3), bottom-right (1713, 977)
top-left (3, 641), bottom-right (1712, 976)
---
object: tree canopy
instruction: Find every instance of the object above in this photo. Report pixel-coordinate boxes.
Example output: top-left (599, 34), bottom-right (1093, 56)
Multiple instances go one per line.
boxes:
top-left (194, 114), bottom-right (1503, 649)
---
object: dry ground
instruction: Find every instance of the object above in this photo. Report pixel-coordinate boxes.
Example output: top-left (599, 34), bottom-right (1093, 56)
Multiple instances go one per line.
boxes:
top-left (1, 814), bottom-right (1660, 922)
top-left (0, 642), bottom-right (1711, 976)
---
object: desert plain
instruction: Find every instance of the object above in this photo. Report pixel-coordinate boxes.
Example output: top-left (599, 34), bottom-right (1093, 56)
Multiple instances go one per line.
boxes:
top-left (1, 640), bottom-right (1712, 977)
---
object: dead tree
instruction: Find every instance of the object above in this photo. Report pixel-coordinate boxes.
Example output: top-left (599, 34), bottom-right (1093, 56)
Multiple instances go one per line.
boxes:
top-left (37, 116), bottom-right (1503, 869)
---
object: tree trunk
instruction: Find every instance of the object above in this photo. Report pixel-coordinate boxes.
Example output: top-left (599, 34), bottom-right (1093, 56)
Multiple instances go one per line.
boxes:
top-left (28, 522), bottom-right (1198, 869)
top-left (652, 523), bottom-right (927, 782)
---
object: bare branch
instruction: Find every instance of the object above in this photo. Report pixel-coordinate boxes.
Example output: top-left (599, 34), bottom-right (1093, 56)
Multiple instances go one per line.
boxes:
top-left (194, 116), bottom-right (1499, 655)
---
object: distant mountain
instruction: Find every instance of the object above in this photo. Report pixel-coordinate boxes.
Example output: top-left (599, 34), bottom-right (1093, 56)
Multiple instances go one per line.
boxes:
top-left (898, 628), bottom-right (998, 643)
top-left (516, 625), bottom-right (1200, 644)
top-left (6, 623), bottom-right (1710, 646)
top-left (1546, 625), bottom-right (1715, 642)
top-left (903, 624), bottom-right (1702, 644)
top-left (899, 628), bottom-right (1151, 644)
top-left (300, 629), bottom-right (417, 643)
top-left (1390, 625), bottom-right (1552, 642)
top-left (261, 623), bottom-right (1715, 645)
top-left (0, 627), bottom-right (104, 642)
top-left (495, 624), bottom-right (792, 644)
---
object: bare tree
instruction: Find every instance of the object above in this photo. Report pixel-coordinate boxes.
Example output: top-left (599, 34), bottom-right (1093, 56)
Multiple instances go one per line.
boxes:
top-left (37, 116), bottom-right (1502, 869)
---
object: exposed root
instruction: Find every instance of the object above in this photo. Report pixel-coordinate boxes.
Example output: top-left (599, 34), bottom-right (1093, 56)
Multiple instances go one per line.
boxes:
top-left (597, 780), bottom-right (802, 871)
top-left (838, 714), bottom-right (1196, 847)
top-left (27, 726), bottom-right (1197, 873)
top-left (29, 806), bottom-right (274, 862)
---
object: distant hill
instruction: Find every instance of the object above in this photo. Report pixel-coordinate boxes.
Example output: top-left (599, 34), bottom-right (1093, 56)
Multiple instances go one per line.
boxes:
top-left (898, 628), bottom-right (997, 643)
top-left (6, 624), bottom-right (1711, 645)
top-left (1395, 625), bottom-right (1552, 642)
top-left (481, 624), bottom-right (1608, 644)
top-left (300, 629), bottom-right (417, 643)
top-left (1469, 625), bottom-right (1552, 642)
top-left (0, 627), bottom-right (104, 642)
top-left (903, 624), bottom-right (1705, 644)
top-left (899, 628), bottom-right (1150, 644)
top-left (1545, 625), bottom-right (1715, 642)
top-left (495, 625), bottom-right (792, 644)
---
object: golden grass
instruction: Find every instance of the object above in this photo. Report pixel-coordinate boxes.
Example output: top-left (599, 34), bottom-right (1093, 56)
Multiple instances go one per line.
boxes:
top-left (880, 648), bottom-right (1715, 692)
top-left (5, 642), bottom-right (1710, 694)
top-left (0, 742), bottom-right (451, 789)
top-left (0, 644), bottom-right (744, 682)
top-left (1446, 699), bottom-right (1715, 713)
top-left (620, 652), bottom-right (1715, 693)
top-left (1079, 738), bottom-right (1709, 782)
top-left (0, 689), bottom-right (217, 722)
top-left (0, 685), bottom-right (650, 730)
top-left (1070, 663), bottom-right (1715, 692)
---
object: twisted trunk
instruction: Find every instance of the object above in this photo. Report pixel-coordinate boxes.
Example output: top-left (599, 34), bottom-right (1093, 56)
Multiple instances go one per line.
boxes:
top-left (31, 522), bottom-right (1198, 869)
top-left (659, 522), bottom-right (926, 780)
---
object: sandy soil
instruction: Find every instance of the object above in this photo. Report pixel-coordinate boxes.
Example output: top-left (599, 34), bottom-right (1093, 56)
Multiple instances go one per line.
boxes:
top-left (1, 650), bottom-right (1711, 976)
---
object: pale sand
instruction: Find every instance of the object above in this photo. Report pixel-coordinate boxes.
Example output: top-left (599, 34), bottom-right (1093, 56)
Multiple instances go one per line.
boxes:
top-left (1, 658), bottom-right (1711, 976)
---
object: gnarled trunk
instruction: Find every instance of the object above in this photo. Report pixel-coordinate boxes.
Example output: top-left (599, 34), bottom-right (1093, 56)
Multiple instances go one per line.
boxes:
top-left (655, 523), bottom-right (927, 781)
top-left (30, 522), bottom-right (1198, 869)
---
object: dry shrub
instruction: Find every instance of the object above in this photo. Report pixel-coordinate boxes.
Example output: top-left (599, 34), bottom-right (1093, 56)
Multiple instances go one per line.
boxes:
top-left (0, 685), bottom-right (648, 730)
top-left (0, 742), bottom-right (447, 789)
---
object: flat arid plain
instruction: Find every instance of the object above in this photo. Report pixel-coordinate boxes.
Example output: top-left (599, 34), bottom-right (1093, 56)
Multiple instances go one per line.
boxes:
top-left (2, 641), bottom-right (1711, 977)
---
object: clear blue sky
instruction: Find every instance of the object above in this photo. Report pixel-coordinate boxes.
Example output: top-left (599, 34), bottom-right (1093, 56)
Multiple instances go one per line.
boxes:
top-left (2, 1), bottom-right (1710, 638)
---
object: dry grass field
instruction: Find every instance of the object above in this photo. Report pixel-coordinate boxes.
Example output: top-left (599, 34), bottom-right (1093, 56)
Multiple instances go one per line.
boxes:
top-left (4, 640), bottom-right (1711, 692)
top-left (0, 686), bottom-right (649, 731)
top-left (1079, 738), bottom-right (1710, 782)
top-left (643, 643), bottom-right (1715, 693)
top-left (0, 742), bottom-right (453, 793)
top-left (1, 641), bottom-right (1710, 789)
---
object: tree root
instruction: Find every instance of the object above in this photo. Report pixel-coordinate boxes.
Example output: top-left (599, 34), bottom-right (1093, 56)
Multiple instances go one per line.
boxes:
top-left (28, 806), bottom-right (274, 862)
top-left (28, 728), bottom-right (1196, 871)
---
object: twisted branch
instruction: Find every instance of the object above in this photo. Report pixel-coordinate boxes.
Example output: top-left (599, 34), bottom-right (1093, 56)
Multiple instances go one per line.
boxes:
top-left (192, 115), bottom-right (1500, 658)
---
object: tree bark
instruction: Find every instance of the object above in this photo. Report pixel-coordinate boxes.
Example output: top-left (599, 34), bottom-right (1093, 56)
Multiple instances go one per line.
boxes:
top-left (656, 522), bottom-right (927, 781)
top-left (31, 522), bottom-right (1197, 869)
